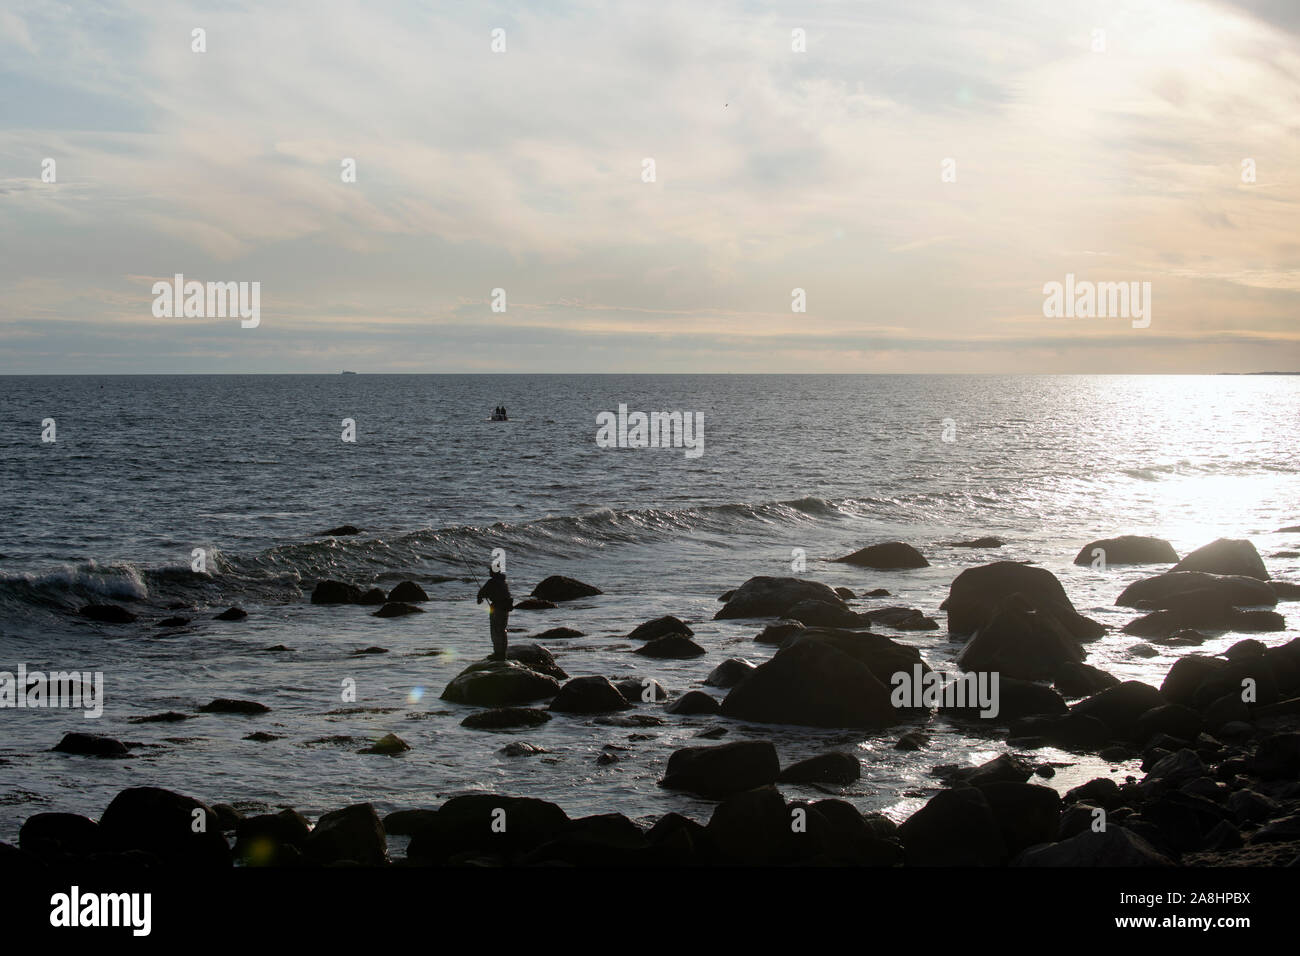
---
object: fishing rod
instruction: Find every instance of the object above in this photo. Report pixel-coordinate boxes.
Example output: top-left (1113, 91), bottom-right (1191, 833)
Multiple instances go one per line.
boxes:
top-left (448, 535), bottom-right (483, 588)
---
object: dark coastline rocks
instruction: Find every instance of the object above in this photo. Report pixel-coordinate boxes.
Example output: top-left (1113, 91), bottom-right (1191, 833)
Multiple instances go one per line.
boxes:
top-left (863, 606), bottom-right (939, 631)
top-left (200, 698), bottom-right (271, 714)
top-left (715, 577), bottom-right (844, 620)
top-left (942, 561), bottom-right (1104, 641)
top-left (304, 804), bottom-right (386, 865)
top-left (320, 525), bottom-right (362, 536)
top-left (100, 787), bottom-right (231, 866)
top-left (387, 581), bottom-right (429, 603)
top-left (956, 593), bottom-right (1086, 681)
top-left (549, 676), bottom-right (630, 714)
top-left (784, 598), bottom-right (867, 628)
top-left (832, 541), bottom-right (929, 569)
top-left (19, 813), bottom-right (103, 862)
top-left (531, 576), bottom-right (602, 602)
top-left (80, 603), bottom-right (137, 623)
top-left (627, 615), bottom-right (693, 641)
top-left (898, 787), bottom-right (1006, 866)
top-left (512, 598), bottom-right (557, 610)
top-left (504, 644), bottom-right (567, 679)
top-left (754, 619), bottom-right (805, 644)
top-left (533, 626), bottom-right (584, 640)
top-left (440, 660), bottom-right (561, 707)
top-left (311, 580), bottom-right (362, 604)
top-left (214, 606), bottom-right (248, 620)
top-left (1015, 826), bottom-right (1175, 866)
top-left (52, 732), bottom-right (129, 757)
top-left (615, 677), bottom-right (668, 703)
top-left (373, 602), bottom-right (423, 618)
top-left (1070, 681), bottom-right (1166, 739)
top-left (461, 707), bottom-right (552, 730)
top-left (1116, 571), bottom-right (1276, 609)
top-left (720, 629), bottom-right (920, 728)
top-left (405, 795), bottom-right (570, 864)
top-left (705, 658), bottom-right (756, 687)
top-left (664, 691), bottom-right (720, 715)
top-left (1073, 535), bottom-right (1178, 566)
top-left (777, 751), bottom-right (860, 786)
top-left (634, 634), bottom-right (706, 658)
top-left (660, 741), bottom-right (780, 798)
top-left (359, 588), bottom-right (387, 605)
top-left (1171, 538), bottom-right (1268, 580)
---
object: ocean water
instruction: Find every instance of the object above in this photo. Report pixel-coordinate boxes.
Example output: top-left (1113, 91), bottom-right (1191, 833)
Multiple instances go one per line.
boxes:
top-left (1, 373), bottom-right (1298, 843)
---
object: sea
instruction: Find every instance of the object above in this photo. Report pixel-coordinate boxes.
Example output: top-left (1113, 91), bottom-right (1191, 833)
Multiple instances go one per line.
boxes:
top-left (1, 373), bottom-right (1298, 844)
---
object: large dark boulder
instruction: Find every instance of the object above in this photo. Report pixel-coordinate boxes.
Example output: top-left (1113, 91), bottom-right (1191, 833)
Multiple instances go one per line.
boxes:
top-left (531, 576), bottom-right (602, 602)
top-left (311, 580), bottom-right (361, 604)
top-left (1171, 538), bottom-right (1268, 580)
top-left (635, 635), bottom-right (706, 658)
top-left (715, 577), bottom-right (845, 620)
top-left (899, 788), bottom-right (1006, 866)
top-left (661, 741), bottom-right (781, 798)
top-left (549, 676), bottom-right (630, 714)
top-left (832, 542), bottom-right (929, 569)
top-left (777, 751), bottom-right (860, 786)
top-left (943, 562), bottom-right (1103, 640)
top-left (406, 795), bottom-right (569, 863)
top-left (863, 606), bottom-right (940, 631)
top-left (627, 616), bottom-right (693, 641)
top-left (665, 691), bottom-right (721, 715)
top-left (373, 602), bottom-right (422, 618)
top-left (1160, 655), bottom-right (1229, 707)
top-left (1116, 571), bottom-right (1276, 609)
top-left (1074, 535), bottom-right (1178, 566)
top-left (99, 787), bottom-right (231, 866)
top-left (720, 629), bottom-right (921, 729)
top-left (976, 781), bottom-right (1062, 855)
top-left (52, 733), bottom-right (129, 757)
top-left (461, 707), bottom-right (552, 730)
top-left (1014, 826), bottom-right (1174, 866)
top-left (504, 643), bottom-right (567, 680)
top-left (705, 658), bottom-right (756, 687)
top-left (387, 581), bottom-right (429, 603)
top-left (704, 786), bottom-right (799, 864)
top-left (956, 593), bottom-right (1085, 681)
top-left (1054, 662), bottom-right (1120, 698)
top-left (1070, 681), bottom-right (1165, 738)
top-left (754, 620), bottom-right (805, 644)
top-left (19, 813), bottom-right (103, 861)
top-left (521, 813), bottom-right (654, 866)
top-left (440, 660), bottom-right (560, 707)
top-left (784, 599), bottom-right (867, 628)
top-left (304, 804), bottom-right (386, 865)
top-left (944, 677), bottom-right (1067, 722)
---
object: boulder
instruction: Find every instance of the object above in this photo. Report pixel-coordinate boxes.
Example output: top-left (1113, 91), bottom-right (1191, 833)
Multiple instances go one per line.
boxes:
top-left (373, 602), bottom-right (422, 618)
top-left (19, 813), bottom-right (103, 861)
top-left (304, 804), bottom-right (386, 865)
top-left (899, 788), bottom-right (1006, 866)
top-left (440, 660), bottom-right (560, 707)
top-left (754, 620), bottom-right (805, 644)
top-left (531, 576), bottom-right (602, 602)
top-left (635, 635), bottom-right (706, 658)
top-left (461, 707), bottom-right (552, 730)
top-left (533, 626), bottom-right (584, 640)
top-left (549, 676), bottom-right (630, 714)
top-left (1160, 655), bottom-right (1228, 707)
top-left (80, 604), bottom-right (137, 624)
top-left (200, 698), bottom-right (270, 714)
top-left (784, 599), bottom-right (867, 628)
top-left (715, 577), bottom-right (845, 620)
top-left (213, 607), bottom-right (248, 621)
top-left (944, 677), bottom-right (1067, 722)
top-left (661, 741), bottom-right (781, 798)
top-left (358, 588), bottom-right (387, 606)
top-left (1074, 535), bottom-right (1178, 566)
top-left (956, 593), bottom-right (1085, 681)
top-left (614, 677), bottom-right (668, 703)
top-left (627, 616), bottom-right (693, 641)
top-left (832, 542), bottom-right (929, 569)
top-left (406, 795), bottom-right (569, 863)
top-left (720, 630), bottom-right (919, 728)
top-left (1171, 538), bottom-right (1268, 580)
top-left (100, 787), bottom-right (231, 866)
top-left (705, 658), bottom-right (756, 688)
top-left (863, 606), bottom-right (940, 630)
top-left (1008, 712), bottom-right (1111, 751)
top-left (358, 733), bottom-right (410, 755)
top-left (512, 598), bottom-right (556, 610)
top-left (521, 813), bottom-right (653, 866)
top-left (777, 751), bottom-right (860, 786)
top-left (387, 581), bottom-right (429, 603)
top-left (943, 561), bottom-right (1104, 640)
top-left (51, 733), bottom-right (128, 757)
top-left (705, 786), bottom-right (798, 864)
top-left (1054, 662), bottom-right (1120, 698)
top-left (504, 643), bottom-right (567, 680)
top-left (665, 691), bottom-right (720, 715)
top-left (310, 580), bottom-right (361, 604)
top-left (321, 525), bottom-right (361, 536)
top-left (1014, 827), bottom-right (1174, 866)
top-left (1116, 571), bottom-right (1276, 608)
top-left (1070, 681), bottom-right (1165, 738)
top-left (976, 781), bottom-right (1062, 855)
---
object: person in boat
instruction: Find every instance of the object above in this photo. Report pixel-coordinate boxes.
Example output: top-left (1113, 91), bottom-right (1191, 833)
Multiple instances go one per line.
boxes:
top-left (476, 566), bottom-right (512, 660)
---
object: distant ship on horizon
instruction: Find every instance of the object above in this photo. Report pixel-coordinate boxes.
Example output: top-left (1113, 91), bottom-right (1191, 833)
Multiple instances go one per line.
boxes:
top-left (341, 370), bottom-right (357, 375)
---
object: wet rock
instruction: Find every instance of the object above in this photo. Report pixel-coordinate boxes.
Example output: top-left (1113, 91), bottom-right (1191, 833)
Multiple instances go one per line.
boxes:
top-left (200, 698), bottom-right (270, 715)
top-left (1074, 535), bottom-right (1178, 566)
top-left (100, 787), bottom-right (231, 866)
top-left (1171, 538), bottom-right (1268, 580)
top-left (1247, 814), bottom-right (1300, 845)
top-left (967, 753), bottom-right (1034, 786)
top-left (19, 813), bottom-right (103, 861)
top-left (661, 741), bottom-right (781, 798)
top-left (1015, 826), bottom-right (1174, 866)
top-left (52, 733), bottom-right (128, 757)
top-left (834, 587), bottom-right (855, 600)
top-left (1135, 704), bottom-right (1202, 743)
top-left (977, 781), bottom-right (1062, 855)
top-left (1151, 628), bottom-right (1206, 646)
top-left (373, 602), bottom-right (423, 618)
top-left (943, 561), bottom-right (1104, 641)
top-left (155, 616), bottom-right (190, 628)
top-left (705, 786), bottom-right (798, 864)
top-left (531, 576), bottom-right (602, 602)
top-left (388, 581), bottom-right (429, 603)
top-left (754, 619), bottom-right (805, 644)
top-left (715, 576), bottom-right (845, 620)
top-left (461, 707), bottom-right (552, 730)
top-left (696, 725), bottom-right (727, 739)
top-left (351, 646), bottom-right (388, 655)
top-left (956, 593), bottom-right (1086, 681)
top-left (244, 732), bottom-right (280, 742)
top-left (705, 658), bottom-right (756, 688)
top-left (311, 580), bottom-right (362, 604)
top-left (550, 676), bottom-right (631, 714)
top-left (1054, 662), bottom-right (1120, 698)
top-left (896, 730), bottom-right (929, 751)
top-left (1128, 643), bottom-right (1159, 658)
top-left (406, 795), bottom-right (569, 863)
top-left (533, 626), bottom-right (584, 640)
top-left (304, 804), bottom-right (386, 865)
top-left (1140, 748), bottom-right (1207, 794)
top-left (1271, 580), bottom-right (1300, 600)
top-left (1064, 777), bottom-right (1123, 809)
top-left (614, 677), bottom-right (668, 703)
top-left (513, 598), bottom-right (557, 610)
top-left (504, 643), bottom-right (567, 680)
top-left (211, 804), bottom-right (244, 831)
top-left (899, 787), bottom-right (1006, 866)
top-left (80, 604), bottom-right (137, 624)
top-left (1071, 681), bottom-right (1165, 738)
top-left (665, 691), bottom-right (720, 715)
top-left (358, 588), bottom-right (387, 606)
top-left (321, 525), bottom-right (361, 536)
top-left (358, 733), bottom-right (410, 755)
top-left (440, 660), bottom-right (561, 707)
top-left (833, 541), bottom-right (929, 569)
top-left (1008, 713), bottom-right (1111, 751)
top-left (863, 606), bottom-right (940, 630)
top-left (214, 606), bottom-right (248, 620)
top-left (785, 598), bottom-right (867, 628)
top-left (504, 742), bottom-right (547, 757)
top-left (866, 588), bottom-right (891, 597)
top-left (521, 813), bottom-right (652, 866)
top-left (235, 809), bottom-right (311, 851)
top-left (1116, 571), bottom-right (1276, 609)
top-left (944, 677), bottom-right (1067, 723)
top-left (1160, 655), bottom-right (1229, 707)
top-left (635, 634), bottom-right (706, 658)
top-left (777, 751), bottom-right (860, 786)
top-left (627, 615), bottom-right (693, 641)
top-left (1227, 789), bottom-right (1279, 825)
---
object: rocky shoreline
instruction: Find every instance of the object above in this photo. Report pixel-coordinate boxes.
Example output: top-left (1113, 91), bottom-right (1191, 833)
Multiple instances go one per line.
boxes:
top-left (6, 536), bottom-right (1300, 868)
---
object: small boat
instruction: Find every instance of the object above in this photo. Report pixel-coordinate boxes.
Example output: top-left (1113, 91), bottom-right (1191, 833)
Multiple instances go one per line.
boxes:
top-left (489, 406), bottom-right (509, 422)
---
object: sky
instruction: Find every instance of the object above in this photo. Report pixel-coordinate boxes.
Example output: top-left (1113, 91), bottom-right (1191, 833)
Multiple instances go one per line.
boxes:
top-left (0, 0), bottom-right (1297, 373)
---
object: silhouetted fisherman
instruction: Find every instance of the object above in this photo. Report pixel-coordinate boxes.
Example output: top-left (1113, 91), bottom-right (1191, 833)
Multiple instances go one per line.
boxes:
top-left (476, 567), bottom-right (512, 660)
